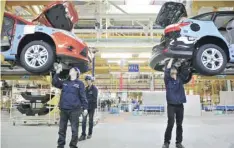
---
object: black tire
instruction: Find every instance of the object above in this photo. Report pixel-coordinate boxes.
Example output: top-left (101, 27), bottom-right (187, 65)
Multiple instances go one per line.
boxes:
top-left (20, 40), bottom-right (55, 74)
top-left (193, 44), bottom-right (227, 76)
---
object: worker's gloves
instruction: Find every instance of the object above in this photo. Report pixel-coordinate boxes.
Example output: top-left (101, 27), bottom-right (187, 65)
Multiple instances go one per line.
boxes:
top-left (54, 63), bottom-right (63, 74)
top-left (83, 109), bottom-right (88, 116)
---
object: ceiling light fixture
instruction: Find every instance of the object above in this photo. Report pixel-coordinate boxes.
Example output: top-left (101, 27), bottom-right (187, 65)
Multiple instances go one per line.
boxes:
top-left (128, 60), bottom-right (146, 64)
top-left (101, 53), bottom-right (132, 59)
top-left (138, 52), bottom-right (151, 58)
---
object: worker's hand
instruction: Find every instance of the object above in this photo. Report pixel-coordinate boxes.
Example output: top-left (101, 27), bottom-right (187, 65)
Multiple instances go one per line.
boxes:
top-left (83, 109), bottom-right (88, 116)
top-left (54, 63), bottom-right (63, 74)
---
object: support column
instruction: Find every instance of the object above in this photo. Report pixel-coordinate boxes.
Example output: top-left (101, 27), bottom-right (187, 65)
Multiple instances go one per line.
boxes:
top-left (185, 0), bottom-right (193, 17)
top-left (226, 80), bottom-right (232, 91)
top-left (0, 0), bottom-right (6, 33)
top-left (92, 55), bottom-right (96, 77)
top-left (150, 73), bottom-right (154, 91)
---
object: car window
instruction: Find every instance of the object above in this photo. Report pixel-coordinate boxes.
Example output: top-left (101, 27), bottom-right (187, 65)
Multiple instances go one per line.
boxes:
top-left (192, 13), bottom-right (213, 21)
top-left (2, 16), bottom-right (15, 37)
top-left (17, 20), bottom-right (26, 25)
top-left (214, 14), bottom-right (234, 29)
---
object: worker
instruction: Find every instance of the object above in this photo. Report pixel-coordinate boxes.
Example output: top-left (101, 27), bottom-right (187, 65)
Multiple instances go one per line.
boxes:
top-left (162, 59), bottom-right (187, 148)
top-left (53, 64), bottom-right (88, 148)
top-left (79, 75), bottom-right (98, 141)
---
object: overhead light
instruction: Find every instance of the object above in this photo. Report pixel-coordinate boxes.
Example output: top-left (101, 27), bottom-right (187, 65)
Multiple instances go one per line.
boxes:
top-left (138, 52), bottom-right (151, 58)
top-left (128, 60), bottom-right (146, 64)
top-left (126, 0), bottom-right (152, 5)
top-left (32, 5), bottom-right (40, 14)
top-left (107, 60), bottom-right (121, 64)
top-left (101, 53), bottom-right (132, 59)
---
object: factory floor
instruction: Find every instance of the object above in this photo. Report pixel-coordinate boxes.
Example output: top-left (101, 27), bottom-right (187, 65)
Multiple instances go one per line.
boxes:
top-left (1, 111), bottom-right (234, 148)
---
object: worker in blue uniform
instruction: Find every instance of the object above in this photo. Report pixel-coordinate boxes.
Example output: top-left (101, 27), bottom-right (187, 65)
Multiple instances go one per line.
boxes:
top-left (162, 59), bottom-right (187, 148)
top-left (53, 63), bottom-right (88, 148)
top-left (79, 75), bottom-right (98, 141)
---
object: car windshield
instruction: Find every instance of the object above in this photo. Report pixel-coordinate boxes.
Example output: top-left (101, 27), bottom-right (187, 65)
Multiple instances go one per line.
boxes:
top-left (191, 13), bottom-right (213, 21)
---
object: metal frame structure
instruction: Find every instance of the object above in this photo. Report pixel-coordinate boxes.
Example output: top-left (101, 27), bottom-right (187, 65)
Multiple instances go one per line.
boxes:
top-left (8, 73), bottom-right (60, 126)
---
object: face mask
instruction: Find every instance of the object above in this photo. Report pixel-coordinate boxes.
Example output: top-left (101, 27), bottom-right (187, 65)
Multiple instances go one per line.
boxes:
top-left (86, 80), bottom-right (92, 85)
top-left (69, 68), bottom-right (77, 78)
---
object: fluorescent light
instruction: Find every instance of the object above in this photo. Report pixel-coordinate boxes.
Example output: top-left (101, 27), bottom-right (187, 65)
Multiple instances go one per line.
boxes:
top-left (107, 60), bottom-right (120, 64)
top-left (128, 60), bottom-right (146, 64)
top-left (126, 0), bottom-right (151, 5)
top-left (32, 5), bottom-right (40, 14)
top-left (138, 53), bottom-right (151, 58)
top-left (101, 53), bottom-right (132, 59)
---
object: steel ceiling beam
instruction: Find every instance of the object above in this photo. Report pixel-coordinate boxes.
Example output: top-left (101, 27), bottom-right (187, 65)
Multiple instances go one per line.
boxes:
top-left (6, 1), bottom-right (51, 6)
top-left (108, 1), bottom-right (148, 28)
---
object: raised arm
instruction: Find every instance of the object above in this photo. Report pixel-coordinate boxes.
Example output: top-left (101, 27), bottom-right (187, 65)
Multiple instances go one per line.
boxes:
top-left (79, 82), bottom-right (88, 110)
top-left (52, 63), bottom-right (63, 89)
top-left (52, 74), bottom-right (63, 89)
top-left (167, 58), bottom-right (174, 69)
top-left (164, 59), bottom-right (174, 84)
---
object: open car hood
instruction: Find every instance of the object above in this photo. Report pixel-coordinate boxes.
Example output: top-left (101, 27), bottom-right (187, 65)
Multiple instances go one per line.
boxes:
top-left (33, 1), bottom-right (78, 31)
top-left (155, 2), bottom-right (187, 28)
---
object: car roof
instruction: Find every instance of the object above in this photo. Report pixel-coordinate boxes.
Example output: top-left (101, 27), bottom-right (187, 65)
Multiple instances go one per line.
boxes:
top-left (192, 11), bottom-right (234, 19)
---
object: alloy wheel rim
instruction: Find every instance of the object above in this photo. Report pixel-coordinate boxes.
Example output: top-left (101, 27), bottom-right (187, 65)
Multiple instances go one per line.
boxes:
top-left (24, 45), bottom-right (49, 68)
top-left (201, 48), bottom-right (223, 71)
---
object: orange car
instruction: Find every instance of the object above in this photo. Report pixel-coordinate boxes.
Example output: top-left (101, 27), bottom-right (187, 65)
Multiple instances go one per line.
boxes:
top-left (1, 1), bottom-right (92, 74)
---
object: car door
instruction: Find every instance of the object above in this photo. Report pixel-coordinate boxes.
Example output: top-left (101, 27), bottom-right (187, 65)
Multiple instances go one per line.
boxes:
top-left (213, 13), bottom-right (234, 43)
top-left (155, 2), bottom-right (187, 28)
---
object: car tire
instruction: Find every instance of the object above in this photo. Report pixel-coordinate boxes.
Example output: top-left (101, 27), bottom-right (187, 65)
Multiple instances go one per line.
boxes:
top-left (20, 41), bottom-right (55, 74)
top-left (193, 44), bottom-right (227, 76)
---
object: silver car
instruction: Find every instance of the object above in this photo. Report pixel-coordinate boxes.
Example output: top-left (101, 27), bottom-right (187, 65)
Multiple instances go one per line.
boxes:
top-left (149, 2), bottom-right (234, 80)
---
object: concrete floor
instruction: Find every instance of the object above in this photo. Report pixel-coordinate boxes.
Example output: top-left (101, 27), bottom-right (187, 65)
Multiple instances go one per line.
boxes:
top-left (1, 112), bottom-right (234, 148)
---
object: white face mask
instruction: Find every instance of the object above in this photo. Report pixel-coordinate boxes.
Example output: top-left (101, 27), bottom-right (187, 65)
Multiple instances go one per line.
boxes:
top-left (86, 80), bottom-right (92, 86)
top-left (69, 68), bottom-right (77, 79)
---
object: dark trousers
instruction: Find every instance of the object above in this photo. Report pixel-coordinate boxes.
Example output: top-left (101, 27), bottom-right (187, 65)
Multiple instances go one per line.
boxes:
top-left (58, 109), bottom-right (81, 148)
top-left (81, 109), bottom-right (95, 136)
top-left (164, 104), bottom-right (184, 144)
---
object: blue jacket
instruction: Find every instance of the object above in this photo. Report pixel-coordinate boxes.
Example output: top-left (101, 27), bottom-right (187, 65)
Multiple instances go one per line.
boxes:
top-left (164, 68), bottom-right (187, 105)
top-left (86, 85), bottom-right (98, 109)
top-left (52, 74), bottom-right (88, 110)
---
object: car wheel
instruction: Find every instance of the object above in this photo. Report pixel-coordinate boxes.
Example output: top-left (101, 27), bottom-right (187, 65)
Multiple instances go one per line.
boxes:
top-left (20, 41), bottom-right (55, 74)
top-left (193, 44), bottom-right (227, 76)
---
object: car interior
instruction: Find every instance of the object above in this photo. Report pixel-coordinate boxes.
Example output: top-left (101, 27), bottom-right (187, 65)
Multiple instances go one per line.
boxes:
top-left (215, 15), bottom-right (234, 44)
top-left (226, 19), bottom-right (234, 44)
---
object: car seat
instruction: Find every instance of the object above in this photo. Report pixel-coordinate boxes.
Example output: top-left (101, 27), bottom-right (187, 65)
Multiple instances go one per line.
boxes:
top-left (226, 19), bottom-right (234, 44)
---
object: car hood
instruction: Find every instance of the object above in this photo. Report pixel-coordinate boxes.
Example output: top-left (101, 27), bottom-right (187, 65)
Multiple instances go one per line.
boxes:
top-left (33, 1), bottom-right (78, 31)
top-left (155, 2), bottom-right (187, 28)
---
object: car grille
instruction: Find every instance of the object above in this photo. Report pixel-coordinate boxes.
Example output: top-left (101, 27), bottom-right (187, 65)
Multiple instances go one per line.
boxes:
top-left (80, 47), bottom-right (88, 57)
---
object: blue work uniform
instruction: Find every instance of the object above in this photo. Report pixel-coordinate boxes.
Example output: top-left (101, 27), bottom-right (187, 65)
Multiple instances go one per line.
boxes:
top-left (164, 68), bottom-right (187, 144)
top-left (52, 74), bottom-right (88, 110)
top-left (164, 68), bottom-right (187, 104)
top-left (52, 74), bottom-right (88, 148)
top-left (81, 84), bottom-right (98, 137)
top-left (86, 85), bottom-right (98, 109)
